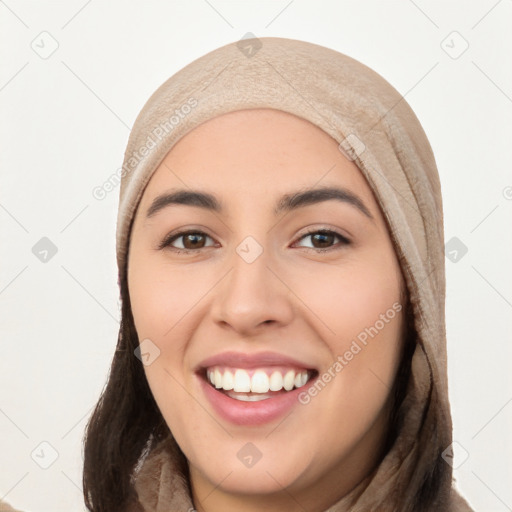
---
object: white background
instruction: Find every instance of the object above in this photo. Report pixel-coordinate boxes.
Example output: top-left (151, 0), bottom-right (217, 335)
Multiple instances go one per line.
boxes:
top-left (1, 1), bottom-right (511, 511)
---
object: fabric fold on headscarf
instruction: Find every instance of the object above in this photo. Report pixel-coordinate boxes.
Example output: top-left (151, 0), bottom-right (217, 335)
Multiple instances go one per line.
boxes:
top-left (116, 36), bottom-right (474, 512)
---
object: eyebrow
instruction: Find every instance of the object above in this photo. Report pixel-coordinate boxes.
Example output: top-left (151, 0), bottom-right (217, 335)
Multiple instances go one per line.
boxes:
top-left (145, 186), bottom-right (374, 221)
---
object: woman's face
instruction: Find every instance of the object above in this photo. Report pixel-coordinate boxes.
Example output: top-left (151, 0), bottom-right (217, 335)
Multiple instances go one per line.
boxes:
top-left (128, 108), bottom-right (407, 510)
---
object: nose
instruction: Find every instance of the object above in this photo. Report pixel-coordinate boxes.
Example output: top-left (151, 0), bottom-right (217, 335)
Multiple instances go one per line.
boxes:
top-left (210, 242), bottom-right (294, 336)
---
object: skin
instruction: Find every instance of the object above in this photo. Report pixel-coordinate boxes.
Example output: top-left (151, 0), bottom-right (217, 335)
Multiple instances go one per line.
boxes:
top-left (127, 108), bottom-right (407, 512)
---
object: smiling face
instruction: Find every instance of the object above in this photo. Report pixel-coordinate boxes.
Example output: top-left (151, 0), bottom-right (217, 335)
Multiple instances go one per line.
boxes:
top-left (127, 108), bottom-right (407, 511)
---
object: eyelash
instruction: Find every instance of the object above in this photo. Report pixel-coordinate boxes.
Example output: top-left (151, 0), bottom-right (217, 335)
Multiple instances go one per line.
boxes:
top-left (158, 228), bottom-right (351, 254)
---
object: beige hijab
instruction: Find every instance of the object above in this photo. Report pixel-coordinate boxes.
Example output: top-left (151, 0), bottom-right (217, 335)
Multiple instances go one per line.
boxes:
top-left (116, 37), bottom-right (474, 511)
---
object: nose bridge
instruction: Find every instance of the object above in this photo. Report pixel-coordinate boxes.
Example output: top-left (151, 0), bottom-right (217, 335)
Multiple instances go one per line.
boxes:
top-left (210, 234), bottom-right (293, 331)
top-left (233, 235), bottom-right (270, 291)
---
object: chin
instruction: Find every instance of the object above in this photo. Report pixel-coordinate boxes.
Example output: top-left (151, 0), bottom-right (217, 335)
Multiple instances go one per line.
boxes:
top-left (198, 459), bottom-right (306, 495)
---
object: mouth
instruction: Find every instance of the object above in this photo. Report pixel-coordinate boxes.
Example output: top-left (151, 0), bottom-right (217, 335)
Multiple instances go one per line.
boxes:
top-left (202, 366), bottom-right (318, 402)
top-left (195, 352), bottom-right (319, 425)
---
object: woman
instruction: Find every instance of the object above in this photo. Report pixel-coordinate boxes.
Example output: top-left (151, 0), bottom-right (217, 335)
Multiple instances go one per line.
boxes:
top-left (82, 37), bottom-right (474, 511)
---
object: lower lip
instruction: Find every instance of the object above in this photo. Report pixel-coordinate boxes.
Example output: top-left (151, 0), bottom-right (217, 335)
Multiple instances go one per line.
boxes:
top-left (198, 374), bottom-right (313, 426)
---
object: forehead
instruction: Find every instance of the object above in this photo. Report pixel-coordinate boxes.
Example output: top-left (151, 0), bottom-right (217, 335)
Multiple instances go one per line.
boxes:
top-left (141, 108), bottom-right (376, 208)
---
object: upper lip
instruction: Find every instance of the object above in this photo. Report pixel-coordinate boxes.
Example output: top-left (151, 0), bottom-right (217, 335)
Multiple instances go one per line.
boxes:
top-left (196, 351), bottom-right (317, 372)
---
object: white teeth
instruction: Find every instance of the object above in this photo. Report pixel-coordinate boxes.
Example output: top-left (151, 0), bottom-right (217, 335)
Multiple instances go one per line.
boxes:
top-left (206, 367), bottom-right (311, 394)
top-left (233, 369), bottom-right (251, 392)
top-left (283, 370), bottom-right (295, 391)
top-left (214, 369), bottom-right (222, 389)
top-left (222, 370), bottom-right (234, 391)
top-left (269, 371), bottom-right (283, 391)
top-left (251, 370), bottom-right (269, 393)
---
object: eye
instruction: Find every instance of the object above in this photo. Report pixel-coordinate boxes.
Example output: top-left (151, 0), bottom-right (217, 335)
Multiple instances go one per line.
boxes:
top-left (159, 230), bottom-right (216, 252)
top-left (293, 229), bottom-right (351, 252)
top-left (158, 228), bottom-right (351, 254)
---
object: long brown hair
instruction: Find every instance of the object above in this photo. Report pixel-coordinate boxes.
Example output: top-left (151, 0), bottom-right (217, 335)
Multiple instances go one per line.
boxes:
top-left (82, 267), bottom-right (177, 511)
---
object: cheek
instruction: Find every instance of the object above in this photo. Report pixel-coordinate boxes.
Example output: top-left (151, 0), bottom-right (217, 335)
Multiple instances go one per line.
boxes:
top-left (296, 251), bottom-right (403, 345)
top-left (128, 254), bottom-right (204, 343)
top-left (128, 252), bottom-right (215, 394)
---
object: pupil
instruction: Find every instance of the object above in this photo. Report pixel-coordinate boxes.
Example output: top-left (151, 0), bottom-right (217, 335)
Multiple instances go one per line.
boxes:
top-left (313, 233), bottom-right (332, 248)
top-left (185, 234), bottom-right (203, 248)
